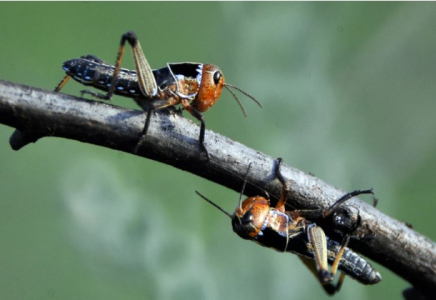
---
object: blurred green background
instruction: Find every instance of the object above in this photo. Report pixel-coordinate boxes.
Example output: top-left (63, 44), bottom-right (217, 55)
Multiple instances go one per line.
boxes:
top-left (1, 2), bottom-right (436, 300)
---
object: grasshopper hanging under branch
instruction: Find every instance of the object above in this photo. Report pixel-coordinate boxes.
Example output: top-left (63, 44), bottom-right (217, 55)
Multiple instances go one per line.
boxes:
top-left (196, 158), bottom-right (381, 295)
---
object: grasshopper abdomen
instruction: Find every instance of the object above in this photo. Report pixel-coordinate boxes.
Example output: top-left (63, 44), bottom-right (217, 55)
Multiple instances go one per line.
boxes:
top-left (62, 56), bottom-right (141, 97)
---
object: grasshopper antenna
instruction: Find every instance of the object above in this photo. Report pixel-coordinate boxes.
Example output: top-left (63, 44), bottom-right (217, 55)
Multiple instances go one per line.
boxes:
top-left (196, 191), bottom-right (232, 219)
top-left (224, 84), bottom-right (263, 117)
top-left (238, 162), bottom-right (253, 211)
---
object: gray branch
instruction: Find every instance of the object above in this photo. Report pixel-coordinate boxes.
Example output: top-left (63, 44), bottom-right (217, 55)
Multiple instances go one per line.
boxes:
top-left (0, 79), bottom-right (435, 298)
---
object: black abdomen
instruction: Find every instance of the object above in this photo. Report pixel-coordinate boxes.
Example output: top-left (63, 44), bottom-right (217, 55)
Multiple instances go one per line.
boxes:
top-left (327, 239), bottom-right (381, 284)
top-left (62, 56), bottom-right (141, 97)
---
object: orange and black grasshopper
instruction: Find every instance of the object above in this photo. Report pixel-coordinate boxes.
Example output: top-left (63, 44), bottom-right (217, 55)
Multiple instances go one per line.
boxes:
top-left (196, 158), bottom-right (381, 295)
top-left (54, 31), bottom-right (262, 158)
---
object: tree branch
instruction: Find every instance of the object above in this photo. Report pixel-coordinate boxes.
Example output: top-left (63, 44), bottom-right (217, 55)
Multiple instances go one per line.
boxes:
top-left (1, 79), bottom-right (435, 298)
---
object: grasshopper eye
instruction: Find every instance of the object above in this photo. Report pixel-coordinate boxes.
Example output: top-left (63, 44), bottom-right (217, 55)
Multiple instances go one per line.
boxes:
top-left (240, 212), bottom-right (253, 225)
top-left (213, 71), bottom-right (222, 85)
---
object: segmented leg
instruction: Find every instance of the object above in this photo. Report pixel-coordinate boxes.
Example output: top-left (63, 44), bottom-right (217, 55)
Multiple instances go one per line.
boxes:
top-left (181, 99), bottom-right (210, 159)
top-left (132, 98), bottom-right (180, 153)
top-left (274, 158), bottom-right (289, 213)
top-left (307, 224), bottom-right (349, 295)
top-left (112, 32), bottom-right (211, 157)
top-left (271, 160), bottom-right (367, 295)
top-left (80, 89), bottom-right (112, 100)
top-left (108, 31), bottom-right (163, 153)
top-left (133, 106), bottom-right (154, 154)
top-left (54, 75), bottom-right (71, 92)
top-left (90, 31), bottom-right (160, 153)
top-left (307, 225), bottom-right (333, 282)
top-left (294, 189), bottom-right (374, 220)
top-left (55, 32), bottom-right (157, 102)
top-left (107, 31), bottom-right (157, 100)
top-left (323, 189), bottom-right (374, 218)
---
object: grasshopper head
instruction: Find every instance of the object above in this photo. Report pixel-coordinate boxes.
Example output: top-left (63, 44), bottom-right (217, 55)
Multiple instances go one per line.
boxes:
top-left (232, 196), bottom-right (270, 240)
top-left (195, 64), bottom-right (225, 112)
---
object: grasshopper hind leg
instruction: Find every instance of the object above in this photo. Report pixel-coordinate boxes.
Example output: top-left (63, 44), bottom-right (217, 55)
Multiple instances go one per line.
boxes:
top-left (305, 224), bottom-right (350, 295)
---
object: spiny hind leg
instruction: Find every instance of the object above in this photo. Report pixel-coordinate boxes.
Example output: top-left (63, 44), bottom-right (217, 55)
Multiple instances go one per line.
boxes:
top-left (79, 31), bottom-right (158, 102)
top-left (305, 224), bottom-right (350, 295)
top-left (108, 31), bottom-right (157, 100)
